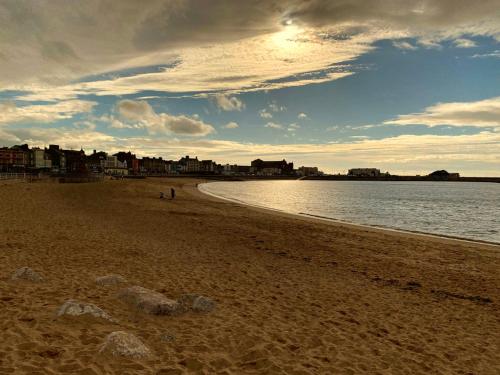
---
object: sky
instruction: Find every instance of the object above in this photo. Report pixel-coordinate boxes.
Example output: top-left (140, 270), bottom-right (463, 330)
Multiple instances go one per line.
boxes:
top-left (0, 0), bottom-right (499, 176)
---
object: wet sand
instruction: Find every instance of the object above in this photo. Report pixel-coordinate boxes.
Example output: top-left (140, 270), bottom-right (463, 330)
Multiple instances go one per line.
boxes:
top-left (0, 177), bottom-right (499, 374)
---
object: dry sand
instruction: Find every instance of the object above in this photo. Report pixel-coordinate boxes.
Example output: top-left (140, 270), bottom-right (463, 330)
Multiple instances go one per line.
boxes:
top-left (0, 177), bottom-right (499, 374)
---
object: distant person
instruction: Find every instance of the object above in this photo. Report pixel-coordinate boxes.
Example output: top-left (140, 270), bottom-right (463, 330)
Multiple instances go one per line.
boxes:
top-left (171, 187), bottom-right (176, 199)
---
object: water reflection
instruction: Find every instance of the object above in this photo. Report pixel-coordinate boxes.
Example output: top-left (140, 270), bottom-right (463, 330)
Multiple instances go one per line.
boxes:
top-left (199, 180), bottom-right (500, 243)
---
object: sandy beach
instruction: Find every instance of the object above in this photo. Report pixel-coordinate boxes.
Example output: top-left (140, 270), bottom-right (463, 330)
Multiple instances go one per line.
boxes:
top-left (1, 177), bottom-right (499, 374)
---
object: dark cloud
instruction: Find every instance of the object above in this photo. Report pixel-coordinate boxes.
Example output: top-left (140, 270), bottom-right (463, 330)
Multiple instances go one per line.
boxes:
top-left (133, 0), bottom-right (284, 50)
top-left (0, 0), bottom-right (498, 86)
top-left (41, 41), bottom-right (79, 62)
top-left (286, 0), bottom-right (500, 30)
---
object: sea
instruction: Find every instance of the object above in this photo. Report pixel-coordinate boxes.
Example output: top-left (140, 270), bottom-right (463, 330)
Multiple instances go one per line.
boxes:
top-left (199, 180), bottom-right (500, 244)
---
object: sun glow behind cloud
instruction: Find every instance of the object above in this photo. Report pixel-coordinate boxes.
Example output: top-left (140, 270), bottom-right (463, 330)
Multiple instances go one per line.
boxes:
top-left (11, 24), bottom-right (373, 102)
top-left (270, 23), bottom-right (303, 50)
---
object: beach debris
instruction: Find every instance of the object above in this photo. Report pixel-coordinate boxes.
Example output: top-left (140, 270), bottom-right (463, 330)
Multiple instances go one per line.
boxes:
top-left (178, 294), bottom-right (216, 313)
top-left (38, 348), bottom-right (63, 359)
top-left (11, 267), bottom-right (44, 282)
top-left (100, 331), bottom-right (151, 358)
top-left (96, 274), bottom-right (127, 286)
top-left (118, 286), bottom-right (182, 315)
top-left (56, 300), bottom-right (115, 322)
top-left (431, 289), bottom-right (492, 304)
top-left (404, 281), bottom-right (422, 290)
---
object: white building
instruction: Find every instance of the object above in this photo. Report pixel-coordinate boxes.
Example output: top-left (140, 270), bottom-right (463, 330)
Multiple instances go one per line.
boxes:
top-left (297, 166), bottom-right (319, 176)
top-left (104, 155), bottom-right (128, 175)
top-left (32, 148), bottom-right (52, 170)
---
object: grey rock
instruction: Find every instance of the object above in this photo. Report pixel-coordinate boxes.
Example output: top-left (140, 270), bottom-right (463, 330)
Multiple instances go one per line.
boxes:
top-left (118, 286), bottom-right (182, 315)
top-left (178, 294), bottom-right (216, 313)
top-left (96, 274), bottom-right (126, 286)
top-left (100, 331), bottom-right (151, 358)
top-left (57, 300), bottom-right (115, 322)
top-left (11, 267), bottom-right (44, 282)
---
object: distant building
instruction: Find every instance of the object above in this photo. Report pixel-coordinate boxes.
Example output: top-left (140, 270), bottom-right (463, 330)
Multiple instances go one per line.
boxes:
top-left (114, 151), bottom-right (139, 174)
top-left (45, 145), bottom-right (66, 173)
top-left (235, 165), bottom-right (251, 175)
top-left (428, 170), bottom-right (460, 180)
top-left (64, 149), bottom-right (87, 174)
top-left (104, 155), bottom-right (128, 175)
top-left (222, 164), bottom-right (251, 176)
top-left (164, 160), bottom-right (176, 174)
top-left (200, 160), bottom-right (216, 173)
top-left (86, 150), bottom-right (107, 173)
top-left (251, 159), bottom-right (294, 176)
top-left (0, 142), bottom-right (335, 180)
top-left (348, 168), bottom-right (381, 177)
top-left (0, 146), bottom-right (29, 172)
top-left (178, 155), bottom-right (200, 173)
top-left (141, 157), bottom-right (166, 174)
top-left (222, 164), bottom-right (236, 175)
top-left (31, 148), bottom-right (52, 170)
top-left (297, 166), bottom-right (319, 177)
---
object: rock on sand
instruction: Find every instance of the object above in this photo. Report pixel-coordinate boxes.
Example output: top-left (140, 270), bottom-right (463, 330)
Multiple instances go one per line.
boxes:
top-left (118, 286), bottom-right (182, 315)
top-left (11, 267), bottom-right (44, 282)
top-left (178, 294), bottom-right (216, 313)
top-left (57, 300), bottom-right (115, 322)
top-left (100, 331), bottom-right (151, 358)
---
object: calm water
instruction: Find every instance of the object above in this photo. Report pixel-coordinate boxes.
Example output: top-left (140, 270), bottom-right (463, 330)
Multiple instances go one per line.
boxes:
top-left (199, 180), bottom-right (500, 244)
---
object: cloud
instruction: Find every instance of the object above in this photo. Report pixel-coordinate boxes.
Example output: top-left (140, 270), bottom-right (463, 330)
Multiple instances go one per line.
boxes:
top-left (418, 38), bottom-right (442, 49)
top-left (268, 102), bottom-right (286, 112)
top-left (0, 100), bottom-right (97, 126)
top-left (0, 127), bottom-right (115, 150)
top-left (214, 94), bottom-right (245, 111)
top-left (392, 41), bottom-right (417, 50)
top-left (453, 38), bottom-right (477, 48)
top-left (74, 120), bottom-right (96, 130)
top-left (115, 99), bottom-right (215, 136)
top-left (298, 112), bottom-right (308, 119)
top-left (163, 114), bottom-right (215, 136)
top-left (258, 102), bottom-right (287, 120)
top-left (471, 50), bottom-right (500, 58)
top-left (265, 122), bottom-right (284, 129)
top-left (223, 121), bottom-right (239, 129)
top-left (117, 99), bottom-right (156, 121)
top-left (386, 96), bottom-right (500, 127)
top-left (99, 114), bottom-right (134, 129)
top-left (286, 1), bottom-right (500, 38)
top-left (0, 129), bottom-right (20, 143)
top-left (259, 109), bottom-right (273, 119)
top-left (0, 0), bottom-right (498, 100)
top-left (351, 124), bottom-right (376, 129)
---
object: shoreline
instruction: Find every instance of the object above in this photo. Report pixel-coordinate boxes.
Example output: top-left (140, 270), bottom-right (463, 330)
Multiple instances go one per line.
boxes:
top-left (196, 181), bottom-right (500, 249)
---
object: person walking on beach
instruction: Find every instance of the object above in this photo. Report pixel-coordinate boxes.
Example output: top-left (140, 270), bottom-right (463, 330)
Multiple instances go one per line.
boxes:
top-left (171, 187), bottom-right (176, 199)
